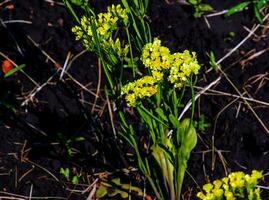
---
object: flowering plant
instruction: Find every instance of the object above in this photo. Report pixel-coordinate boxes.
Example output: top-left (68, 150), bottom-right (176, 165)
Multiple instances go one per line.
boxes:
top-left (197, 170), bottom-right (263, 200)
top-left (64, 1), bottom-right (201, 199)
top-left (120, 38), bottom-right (200, 199)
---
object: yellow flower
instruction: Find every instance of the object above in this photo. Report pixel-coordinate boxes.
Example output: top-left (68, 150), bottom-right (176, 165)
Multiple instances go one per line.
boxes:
top-left (197, 192), bottom-right (206, 199)
top-left (141, 38), bottom-right (172, 71)
top-left (121, 76), bottom-right (158, 107)
top-left (125, 93), bottom-right (136, 107)
top-left (72, 4), bottom-right (129, 55)
top-left (224, 191), bottom-right (235, 200)
top-left (140, 38), bottom-right (201, 89)
top-left (212, 188), bottom-right (223, 198)
top-left (251, 170), bottom-right (263, 180)
top-left (245, 170), bottom-right (263, 186)
top-left (254, 187), bottom-right (261, 199)
top-left (203, 183), bottom-right (213, 193)
top-left (122, 38), bottom-right (201, 106)
top-left (168, 51), bottom-right (200, 89)
top-left (197, 171), bottom-right (262, 200)
top-left (213, 180), bottom-right (222, 189)
top-left (152, 70), bottom-right (164, 81)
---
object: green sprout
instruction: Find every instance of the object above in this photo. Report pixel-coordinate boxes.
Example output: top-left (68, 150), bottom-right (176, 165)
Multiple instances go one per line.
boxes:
top-left (195, 114), bottom-right (211, 132)
top-left (57, 133), bottom-right (85, 157)
top-left (60, 167), bottom-right (81, 184)
top-left (187, 0), bottom-right (213, 18)
top-left (225, 0), bottom-right (269, 23)
top-left (207, 51), bottom-right (219, 72)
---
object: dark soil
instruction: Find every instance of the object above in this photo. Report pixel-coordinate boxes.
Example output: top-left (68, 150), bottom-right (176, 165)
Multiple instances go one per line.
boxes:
top-left (0, 0), bottom-right (269, 199)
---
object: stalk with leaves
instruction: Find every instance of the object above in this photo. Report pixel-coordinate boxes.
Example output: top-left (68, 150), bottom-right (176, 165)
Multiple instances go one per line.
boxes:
top-left (64, 0), bottom-right (201, 199)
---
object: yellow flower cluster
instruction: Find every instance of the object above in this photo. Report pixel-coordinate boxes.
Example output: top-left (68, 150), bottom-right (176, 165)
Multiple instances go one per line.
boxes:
top-left (142, 39), bottom-right (172, 72)
top-left (168, 51), bottom-right (200, 88)
top-left (107, 4), bottom-right (128, 25)
top-left (197, 170), bottom-right (263, 200)
top-left (121, 76), bottom-right (158, 107)
top-left (72, 4), bottom-right (129, 58)
top-left (121, 38), bottom-right (200, 107)
top-left (141, 38), bottom-right (200, 88)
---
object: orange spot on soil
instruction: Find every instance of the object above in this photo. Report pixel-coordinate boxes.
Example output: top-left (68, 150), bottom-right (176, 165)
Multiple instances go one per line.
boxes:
top-left (6, 4), bottom-right (15, 10)
top-left (54, 63), bottom-right (61, 69)
top-left (2, 60), bottom-right (14, 74)
top-left (145, 195), bottom-right (152, 200)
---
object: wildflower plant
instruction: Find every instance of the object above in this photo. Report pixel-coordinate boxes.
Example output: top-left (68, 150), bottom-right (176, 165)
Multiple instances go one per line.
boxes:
top-left (120, 38), bottom-right (200, 200)
top-left (65, 0), bottom-right (151, 93)
top-left (64, 0), bottom-right (201, 199)
top-left (197, 170), bottom-right (263, 200)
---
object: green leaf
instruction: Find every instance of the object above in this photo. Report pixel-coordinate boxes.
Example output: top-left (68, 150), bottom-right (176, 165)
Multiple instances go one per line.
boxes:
top-left (137, 106), bottom-right (153, 130)
top-left (70, 0), bottom-right (83, 6)
top-left (112, 178), bottom-right (121, 185)
top-left (155, 108), bottom-right (168, 122)
top-left (60, 167), bottom-right (70, 181)
top-left (180, 119), bottom-right (197, 154)
top-left (156, 85), bottom-right (162, 107)
top-left (225, 2), bottom-right (251, 17)
top-left (134, 0), bottom-right (139, 8)
top-left (96, 186), bottom-right (108, 198)
top-left (198, 4), bottom-right (213, 12)
top-left (137, 105), bottom-right (168, 128)
top-left (254, 4), bottom-right (263, 23)
top-left (4, 64), bottom-right (25, 78)
top-left (63, 0), bottom-right (80, 23)
top-left (207, 51), bottom-right (219, 71)
top-left (169, 114), bottom-right (179, 128)
top-left (121, 0), bottom-right (130, 10)
top-left (72, 176), bottom-right (79, 184)
top-left (257, 0), bottom-right (267, 9)
top-left (188, 0), bottom-right (198, 5)
top-left (74, 136), bottom-right (85, 142)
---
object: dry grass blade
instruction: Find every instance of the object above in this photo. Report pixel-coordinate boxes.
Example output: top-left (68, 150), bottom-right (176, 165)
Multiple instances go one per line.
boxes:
top-left (21, 69), bottom-right (61, 106)
top-left (1, 20), bottom-right (32, 24)
top-left (194, 86), bottom-right (269, 107)
top-left (44, 0), bottom-right (65, 6)
top-left (213, 96), bottom-right (242, 136)
top-left (59, 51), bottom-right (72, 80)
top-left (206, 12), bottom-right (269, 73)
top-left (25, 159), bottom-right (59, 182)
top-left (0, 191), bottom-right (66, 199)
top-left (219, 67), bottom-right (269, 137)
top-left (240, 46), bottom-right (269, 67)
top-left (0, 0), bottom-right (12, 7)
top-left (178, 76), bottom-right (221, 121)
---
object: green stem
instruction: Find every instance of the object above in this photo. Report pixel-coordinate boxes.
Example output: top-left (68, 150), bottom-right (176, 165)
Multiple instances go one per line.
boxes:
top-left (125, 27), bottom-right (136, 77)
top-left (189, 77), bottom-right (195, 122)
top-left (176, 162), bottom-right (186, 200)
top-left (146, 175), bottom-right (164, 200)
top-left (90, 21), bottom-right (115, 94)
top-left (139, 105), bottom-right (168, 127)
